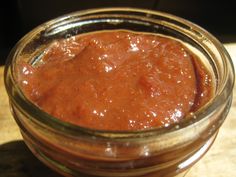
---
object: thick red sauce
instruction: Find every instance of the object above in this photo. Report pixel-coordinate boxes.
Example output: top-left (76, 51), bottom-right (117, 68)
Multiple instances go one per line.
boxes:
top-left (19, 30), bottom-right (212, 130)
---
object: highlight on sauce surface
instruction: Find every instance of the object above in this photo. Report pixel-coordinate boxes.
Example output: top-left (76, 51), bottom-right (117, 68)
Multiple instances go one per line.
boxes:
top-left (18, 30), bottom-right (213, 131)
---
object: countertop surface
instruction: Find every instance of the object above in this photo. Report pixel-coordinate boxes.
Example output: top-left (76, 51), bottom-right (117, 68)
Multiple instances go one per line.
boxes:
top-left (0, 44), bottom-right (235, 177)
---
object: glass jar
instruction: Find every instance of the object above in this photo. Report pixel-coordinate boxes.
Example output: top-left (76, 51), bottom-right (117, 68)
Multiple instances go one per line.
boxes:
top-left (4, 8), bottom-right (234, 177)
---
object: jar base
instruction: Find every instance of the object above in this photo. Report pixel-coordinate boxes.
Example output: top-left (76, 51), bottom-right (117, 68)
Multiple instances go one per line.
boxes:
top-left (20, 130), bottom-right (217, 177)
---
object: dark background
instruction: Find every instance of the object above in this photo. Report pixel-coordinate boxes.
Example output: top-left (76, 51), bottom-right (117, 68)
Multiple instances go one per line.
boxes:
top-left (1, 0), bottom-right (236, 65)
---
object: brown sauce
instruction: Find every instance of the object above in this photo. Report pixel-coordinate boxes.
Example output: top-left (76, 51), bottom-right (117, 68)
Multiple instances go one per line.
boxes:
top-left (18, 30), bottom-right (213, 130)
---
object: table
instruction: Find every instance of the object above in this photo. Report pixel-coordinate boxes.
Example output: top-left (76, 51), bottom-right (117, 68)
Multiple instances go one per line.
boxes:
top-left (0, 44), bottom-right (235, 177)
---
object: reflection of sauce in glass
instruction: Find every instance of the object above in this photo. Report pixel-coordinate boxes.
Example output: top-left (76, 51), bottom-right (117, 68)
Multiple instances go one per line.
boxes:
top-left (18, 30), bottom-right (212, 130)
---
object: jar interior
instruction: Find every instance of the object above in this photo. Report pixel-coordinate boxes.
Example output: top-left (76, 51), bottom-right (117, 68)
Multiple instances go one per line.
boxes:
top-left (10, 9), bottom-right (232, 136)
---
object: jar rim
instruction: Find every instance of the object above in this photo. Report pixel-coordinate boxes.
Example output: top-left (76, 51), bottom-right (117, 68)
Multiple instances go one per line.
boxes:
top-left (4, 7), bottom-right (235, 139)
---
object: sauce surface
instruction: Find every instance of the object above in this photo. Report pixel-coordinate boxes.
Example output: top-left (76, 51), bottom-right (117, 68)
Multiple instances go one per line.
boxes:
top-left (19, 30), bottom-right (212, 130)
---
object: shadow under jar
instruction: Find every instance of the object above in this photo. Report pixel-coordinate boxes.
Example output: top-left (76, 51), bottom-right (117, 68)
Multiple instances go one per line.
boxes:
top-left (4, 8), bottom-right (235, 177)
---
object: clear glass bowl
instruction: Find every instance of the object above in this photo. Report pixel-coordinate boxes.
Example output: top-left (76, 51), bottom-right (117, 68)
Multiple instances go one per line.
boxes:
top-left (4, 8), bottom-right (235, 177)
